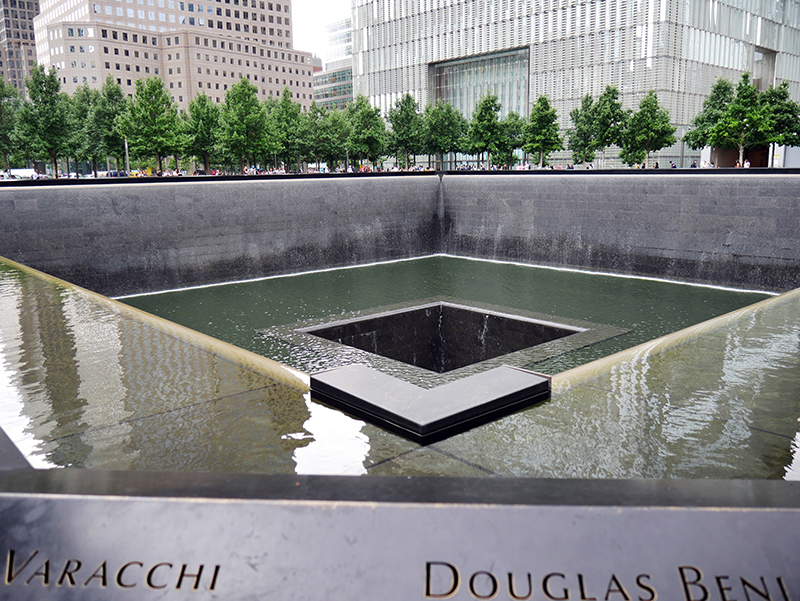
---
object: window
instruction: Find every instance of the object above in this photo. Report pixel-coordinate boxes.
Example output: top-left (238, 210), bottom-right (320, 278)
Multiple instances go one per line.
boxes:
top-left (101, 29), bottom-right (108, 38)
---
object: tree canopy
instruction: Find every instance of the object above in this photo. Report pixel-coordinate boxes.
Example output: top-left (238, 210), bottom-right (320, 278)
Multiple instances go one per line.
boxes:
top-left (387, 93), bottom-right (424, 169)
top-left (467, 92), bottom-right (503, 167)
top-left (620, 91), bottom-right (676, 167)
top-left (118, 76), bottom-right (179, 171)
top-left (568, 94), bottom-right (597, 166)
top-left (423, 100), bottom-right (467, 170)
top-left (15, 66), bottom-right (69, 176)
top-left (523, 95), bottom-right (563, 167)
top-left (683, 77), bottom-right (735, 151)
top-left (593, 85), bottom-right (627, 166)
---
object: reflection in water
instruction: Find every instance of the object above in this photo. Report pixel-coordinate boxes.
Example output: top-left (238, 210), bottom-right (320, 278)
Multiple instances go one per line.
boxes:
top-left (0, 275), bottom-right (51, 468)
top-left (787, 433), bottom-right (800, 480)
top-left (287, 394), bottom-right (369, 475)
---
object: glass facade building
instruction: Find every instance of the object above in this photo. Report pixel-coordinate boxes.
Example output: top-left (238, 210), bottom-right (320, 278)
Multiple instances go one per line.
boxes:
top-left (352, 0), bottom-right (800, 167)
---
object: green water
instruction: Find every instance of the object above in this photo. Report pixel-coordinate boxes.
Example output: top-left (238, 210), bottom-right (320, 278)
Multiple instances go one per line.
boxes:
top-left (121, 256), bottom-right (771, 375)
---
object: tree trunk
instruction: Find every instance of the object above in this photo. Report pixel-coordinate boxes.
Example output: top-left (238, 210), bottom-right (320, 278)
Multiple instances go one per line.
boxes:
top-left (204, 152), bottom-right (210, 174)
top-left (738, 145), bottom-right (745, 166)
top-left (92, 157), bottom-right (99, 177)
top-left (49, 150), bottom-right (58, 179)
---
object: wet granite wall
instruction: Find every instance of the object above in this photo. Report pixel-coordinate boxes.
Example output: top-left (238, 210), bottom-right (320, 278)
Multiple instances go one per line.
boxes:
top-left (441, 173), bottom-right (800, 292)
top-left (1, 171), bottom-right (798, 296)
top-left (0, 175), bottom-right (442, 296)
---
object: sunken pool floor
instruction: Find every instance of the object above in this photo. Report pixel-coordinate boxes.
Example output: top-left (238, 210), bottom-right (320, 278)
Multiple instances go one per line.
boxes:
top-left (1, 256), bottom-right (798, 479)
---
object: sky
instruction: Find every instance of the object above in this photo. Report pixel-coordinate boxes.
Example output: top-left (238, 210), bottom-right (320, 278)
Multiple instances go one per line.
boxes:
top-left (291, 0), bottom-right (352, 62)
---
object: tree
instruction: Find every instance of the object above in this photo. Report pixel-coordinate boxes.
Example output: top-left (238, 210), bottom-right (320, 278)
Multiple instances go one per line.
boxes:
top-left (272, 86), bottom-right (303, 170)
top-left (523, 95), bottom-right (563, 168)
top-left (117, 77), bottom-right (179, 172)
top-left (182, 92), bottom-right (220, 173)
top-left (620, 91), bottom-right (676, 167)
top-left (683, 77), bottom-right (735, 150)
top-left (593, 85), bottom-right (626, 167)
top-left (86, 76), bottom-right (127, 174)
top-left (709, 72), bottom-right (771, 166)
top-left (14, 66), bottom-right (69, 176)
top-left (219, 77), bottom-right (268, 171)
top-left (0, 77), bottom-right (20, 170)
top-left (387, 93), bottom-right (424, 169)
top-left (568, 93), bottom-right (597, 166)
top-left (423, 100), bottom-right (467, 170)
top-left (467, 92), bottom-right (503, 168)
top-left (346, 94), bottom-right (385, 167)
top-left (761, 81), bottom-right (800, 152)
top-left (492, 111), bottom-right (525, 168)
top-left (318, 107), bottom-right (350, 171)
top-left (66, 84), bottom-right (101, 175)
top-left (298, 101), bottom-right (326, 169)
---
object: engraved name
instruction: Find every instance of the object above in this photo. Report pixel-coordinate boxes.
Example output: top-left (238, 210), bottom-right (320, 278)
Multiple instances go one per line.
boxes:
top-left (425, 562), bottom-right (798, 600)
top-left (4, 549), bottom-right (220, 591)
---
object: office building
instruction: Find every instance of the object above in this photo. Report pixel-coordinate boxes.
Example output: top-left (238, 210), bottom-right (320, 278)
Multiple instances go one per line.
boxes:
top-left (313, 17), bottom-right (352, 110)
top-left (32, 0), bottom-right (314, 111)
top-left (352, 0), bottom-right (800, 166)
top-left (0, 0), bottom-right (38, 91)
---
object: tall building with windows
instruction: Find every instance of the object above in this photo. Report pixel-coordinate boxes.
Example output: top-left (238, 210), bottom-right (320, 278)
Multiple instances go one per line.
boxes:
top-left (32, 0), bottom-right (314, 111)
top-left (313, 17), bottom-right (352, 110)
top-left (352, 0), bottom-right (800, 166)
top-left (0, 0), bottom-right (38, 91)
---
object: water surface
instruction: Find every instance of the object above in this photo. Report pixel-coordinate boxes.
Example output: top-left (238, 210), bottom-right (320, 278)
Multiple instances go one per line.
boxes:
top-left (121, 256), bottom-right (771, 375)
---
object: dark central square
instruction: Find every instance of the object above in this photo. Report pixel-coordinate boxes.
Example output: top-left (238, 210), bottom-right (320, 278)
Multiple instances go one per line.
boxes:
top-left (307, 303), bottom-right (579, 374)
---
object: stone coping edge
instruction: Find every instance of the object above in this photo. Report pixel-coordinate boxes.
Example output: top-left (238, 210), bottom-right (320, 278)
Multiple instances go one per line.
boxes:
top-left (0, 255), bottom-right (309, 394)
top-left (0, 469), bottom-right (798, 507)
top-left (552, 286), bottom-right (800, 393)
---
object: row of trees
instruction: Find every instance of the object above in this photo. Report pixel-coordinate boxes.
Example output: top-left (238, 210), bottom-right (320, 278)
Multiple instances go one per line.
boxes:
top-left (567, 86), bottom-right (677, 168)
top-left (684, 73), bottom-right (800, 165)
top-left (2, 66), bottom-right (798, 175)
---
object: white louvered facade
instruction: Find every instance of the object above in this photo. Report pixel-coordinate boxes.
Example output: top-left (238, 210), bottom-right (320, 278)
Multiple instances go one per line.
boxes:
top-left (353, 0), bottom-right (800, 166)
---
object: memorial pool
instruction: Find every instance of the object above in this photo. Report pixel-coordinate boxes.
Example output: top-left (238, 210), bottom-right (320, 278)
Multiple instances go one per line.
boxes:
top-left (4, 254), bottom-right (795, 479)
top-left (121, 255), bottom-right (770, 376)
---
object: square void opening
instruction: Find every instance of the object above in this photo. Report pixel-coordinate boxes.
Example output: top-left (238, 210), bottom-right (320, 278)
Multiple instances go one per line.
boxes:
top-left (307, 303), bottom-right (580, 374)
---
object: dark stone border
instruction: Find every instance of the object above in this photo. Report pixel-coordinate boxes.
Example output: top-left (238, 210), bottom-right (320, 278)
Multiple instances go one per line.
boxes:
top-left (260, 297), bottom-right (629, 388)
top-left (311, 364), bottom-right (550, 444)
top-left (0, 468), bottom-right (798, 508)
top-left (2, 167), bottom-right (798, 188)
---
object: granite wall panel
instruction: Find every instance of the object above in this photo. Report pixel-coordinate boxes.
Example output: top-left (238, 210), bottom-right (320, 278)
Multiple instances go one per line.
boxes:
top-left (1, 172), bottom-right (798, 296)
